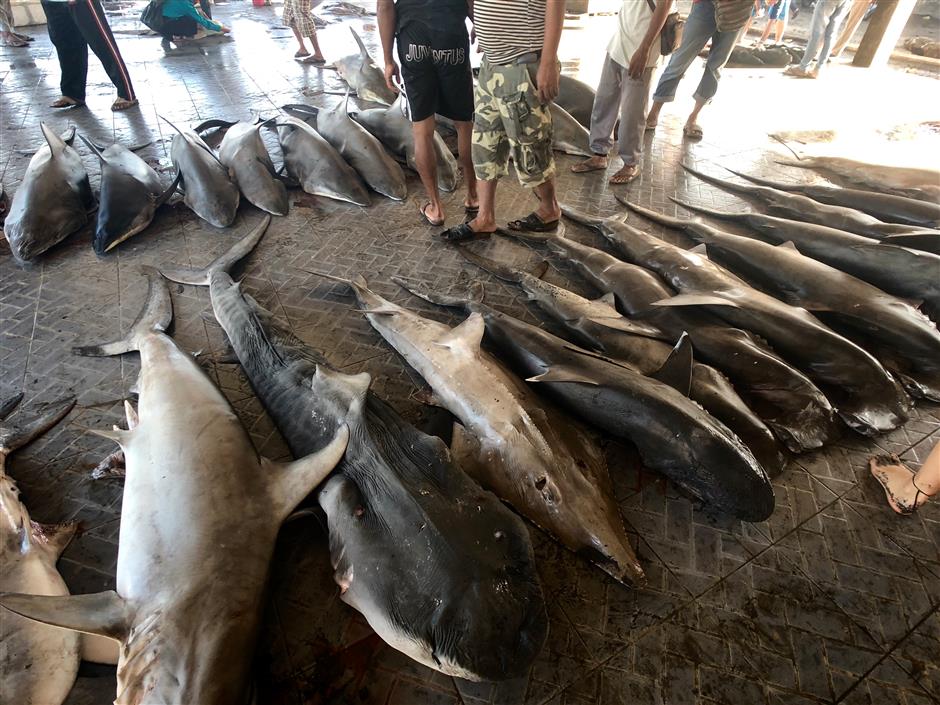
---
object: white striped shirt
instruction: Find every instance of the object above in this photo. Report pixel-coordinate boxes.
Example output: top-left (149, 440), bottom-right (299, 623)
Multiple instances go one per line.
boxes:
top-left (473, 0), bottom-right (547, 64)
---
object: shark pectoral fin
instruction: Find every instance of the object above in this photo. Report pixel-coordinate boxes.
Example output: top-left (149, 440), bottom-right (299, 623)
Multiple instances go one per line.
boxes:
top-left (652, 293), bottom-right (741, 310)
top-left (31, 520), bottom-right (78, 558)
top-left (650, 332), bottom-right (693, 396)
top-left (155, 170), bottom-right (182, 208)
top-left (87, 427), bottom-right (132, 447)
top-left (81, 633), bottom-right (121, 665)
top-left (450, 422), bottom-right (484, 472)
top-left (434, 312), bottom-right (485, 350)
top-left (0, 398), bottom-right (75, 454)
top-left (123, 400), bottom-right (139, 430)
top-left (268, 424), bottom-right (350, 520)
top-left (526, 366), bottom-right (600, 386)
top-left (0, 590), bottom-right (130, 640)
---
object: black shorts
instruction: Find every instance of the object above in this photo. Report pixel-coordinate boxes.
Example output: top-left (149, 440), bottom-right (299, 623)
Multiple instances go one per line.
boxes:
top-left (397, 23), bottom-right (474, 123)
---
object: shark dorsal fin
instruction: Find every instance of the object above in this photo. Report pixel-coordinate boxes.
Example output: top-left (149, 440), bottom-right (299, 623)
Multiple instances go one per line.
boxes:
top-left (592, 292), bottom-right (617, 309)
top-left (650, 332), bottom-right (693, 396)
top-left (778, 240), bottom-right (799, 250)
top-left (0, 590), bottom-right (131, 640)
top-left (77, 134), bottom-right (107, 164)
top-left (39, 122), bottom-right (67, 157)
top-left (311, 366), bottom-right (371, 407)
top-left (689, 243), bottom-right (708, 255)
top-left (350, 26), bottom-right (369, 57)
top-left (435, 312), bottom-right (485, 350)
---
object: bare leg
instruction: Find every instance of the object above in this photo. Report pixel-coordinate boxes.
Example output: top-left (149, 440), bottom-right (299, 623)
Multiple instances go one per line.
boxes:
top-left (308, 30), bottom-right (324, 61)
top-left (466, 179), bottom-right (497, 234)
top-left (532, 179), bottom-right (560, 223)
top-left (646, 100), bottom-right (663, 129)
top-left (775, 18), bottom-right (787, 43)
top-left (454, 120), bottom-right (478, 209)
top-left (291, 28), bottom-right (308, 56)
top-left (869, 441), bottom-right (940, 514)
top-left (412, 116), bottom-right (444, 224)
top-left (758, 20), bottom-right (774, 44)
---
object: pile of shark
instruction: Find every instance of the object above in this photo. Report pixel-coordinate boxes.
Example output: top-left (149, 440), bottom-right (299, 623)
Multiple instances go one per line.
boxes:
top-left (2, 24), bottom-right (940, 702)
top-left (1, 27), bottom-right (595, 263)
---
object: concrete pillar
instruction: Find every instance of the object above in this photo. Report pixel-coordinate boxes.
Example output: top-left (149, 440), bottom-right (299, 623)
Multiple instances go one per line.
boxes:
top-left (852, 0), bottom-right (917, 67)
top-left (566, 0), bottom-right (590, 14)
top-left (11, 0), bottom-right (47, 26)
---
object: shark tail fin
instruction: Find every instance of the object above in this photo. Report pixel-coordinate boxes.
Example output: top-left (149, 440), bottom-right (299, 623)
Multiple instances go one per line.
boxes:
top-left (72, 267), bottom-right (173, 357)
top-left (456, 246), bottom-right (544, 283)
top-left (615, 196), bottom-right (688, 229)
top-left (350, 26), bottom-right (369, 57)
top-left (560, 204), bottom-right (605, 230)
top-left (0, 397), bottom-right (75, 455)
top-left (668, 196), bottom-right (735, 220)
top-left (0, 590), bottom-right (130, 641)
top-left (160, 215), bottom-right (271, 286)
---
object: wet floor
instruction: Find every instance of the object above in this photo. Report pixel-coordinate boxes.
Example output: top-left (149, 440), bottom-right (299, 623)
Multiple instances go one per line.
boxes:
top-left (1, 2), bottom-right (939, 704)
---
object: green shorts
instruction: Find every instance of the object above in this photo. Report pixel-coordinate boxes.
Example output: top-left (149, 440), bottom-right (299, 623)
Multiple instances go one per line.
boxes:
top-left (471, 59), bottom-right (556, 188)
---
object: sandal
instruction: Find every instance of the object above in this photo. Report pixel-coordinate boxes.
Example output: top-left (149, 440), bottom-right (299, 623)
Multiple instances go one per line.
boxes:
top-left (507, 212), bottom-right (560, 232)
top-left (294, 49), bottom-right (310, 58)
top-left (609, 165), bottom-right (639, 184)
top-left (1, 34), bottom-right (28, 47)
top-left (683, 123), bottom-right (703, 141)
top-left (438, 222), bottom-right (492, 242)
top-left (571, 156), bottom-right (608, 173)
top-left (112, 98), bottom-right (139, 111)
top-left (302, 55), bottom-right (326, 64)
top-left (869, 454), bottom-right (927, 515)
top-left (50, 96), bottom-right (85, 108)
top-left (420, 202), bottom-right (445, 227)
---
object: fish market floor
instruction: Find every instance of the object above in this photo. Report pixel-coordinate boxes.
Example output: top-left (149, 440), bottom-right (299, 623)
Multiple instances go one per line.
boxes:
top-left (2, 4), bottom-right (939, 704)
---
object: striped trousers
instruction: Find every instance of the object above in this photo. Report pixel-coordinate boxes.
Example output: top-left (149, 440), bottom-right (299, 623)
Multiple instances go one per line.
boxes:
top-left (41, 0), bottom-right (136, 101)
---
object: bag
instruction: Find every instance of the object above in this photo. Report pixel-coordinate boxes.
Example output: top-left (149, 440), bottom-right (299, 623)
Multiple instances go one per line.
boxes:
top-left (140, 0), bottom-right (166, 33)
top-left (714, 0), bottom-right (755, 33)
top-left (645, 0), bottom-right (685, 56)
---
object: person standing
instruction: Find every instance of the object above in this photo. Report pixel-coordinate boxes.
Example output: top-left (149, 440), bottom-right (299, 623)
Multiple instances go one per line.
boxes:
top-left (645, 0), bottom-right (744, 141)
top-left (571, 0), bottom-right (672, 184)
top-left (785, 0), bottom-right (849, 78)
top-left (1, 0), bottom-right (34, 47)
top-left (378, 0), bottom-right (476, 227)
top-left (283, 0), bottom-right (324, 62)
top-left (41, 0), bottom-right (137, 110)
top-left (755, 0), bottom-right (791, 47)
top-left (439, 0), bottom-right (564, 241)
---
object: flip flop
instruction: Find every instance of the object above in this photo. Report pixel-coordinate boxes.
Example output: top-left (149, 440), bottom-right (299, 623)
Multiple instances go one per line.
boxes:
top-left (302, 55), bottom-right (326, 64)
top-left (570, 157), bottom-right (608, 173)
top-left (420, 202), bottom-right (445, 227)
top-left (438, 223), bottom-right (492, 242)
top-left (683, 124), bottom-right (703, 141)
top-left (50, 96), bottom-right (85, 108)
top-left (507, 212), bottom-right (559, 232)
top-left (111, 98), bottom-right (139, 111)
top-left (294, 49), bottom-right (310, 57)
top-left (609, 165), bottom-right (639, 184)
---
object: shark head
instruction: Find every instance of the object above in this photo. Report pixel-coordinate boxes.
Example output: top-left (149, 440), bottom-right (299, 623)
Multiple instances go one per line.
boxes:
top-left (0, 472), bottom-right (31, 555)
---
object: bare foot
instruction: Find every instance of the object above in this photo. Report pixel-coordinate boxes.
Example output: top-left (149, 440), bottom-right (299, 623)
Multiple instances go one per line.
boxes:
top-left (869, 454), bottom-right (930, 514)
top-left (609, 164), bottom-right (639, 184)
top-left (571, 155), bottom-right (608, 173)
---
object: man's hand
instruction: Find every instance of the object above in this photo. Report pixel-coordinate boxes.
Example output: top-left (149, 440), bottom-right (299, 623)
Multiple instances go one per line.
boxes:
top-left (384, 61), bottom-right (401, 94)
top-left (536, 58), bottom-right (560, 104)
top-left (220, 25), bottom-right (231, 34)
top-left (628, 42), bottom-right (651, 79)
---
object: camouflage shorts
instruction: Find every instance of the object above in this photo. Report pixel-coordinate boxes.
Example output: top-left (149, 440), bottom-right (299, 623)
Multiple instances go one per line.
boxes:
top-left (472, 59), bottom-right (556, 188)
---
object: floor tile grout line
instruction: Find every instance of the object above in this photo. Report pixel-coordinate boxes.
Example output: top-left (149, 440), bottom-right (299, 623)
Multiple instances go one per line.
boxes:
top-left (18, 261), bottom-right (45, 392)
top-left (833, 600), bottom-right (940, 704)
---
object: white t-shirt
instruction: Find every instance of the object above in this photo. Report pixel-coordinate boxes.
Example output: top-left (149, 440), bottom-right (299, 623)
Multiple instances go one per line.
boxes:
top-left (607, 0), bottom-right (667, 70)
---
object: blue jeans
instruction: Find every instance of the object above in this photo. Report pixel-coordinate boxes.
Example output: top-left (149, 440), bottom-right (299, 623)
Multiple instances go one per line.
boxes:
top-left (652, 0), bottom-right (741, 104)
top-left (799, 0), bottom-right (849, 71)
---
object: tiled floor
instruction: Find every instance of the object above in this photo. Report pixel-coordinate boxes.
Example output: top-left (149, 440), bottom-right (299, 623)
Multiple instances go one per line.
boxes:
top-left (1, 3), bottom-right (938, 704)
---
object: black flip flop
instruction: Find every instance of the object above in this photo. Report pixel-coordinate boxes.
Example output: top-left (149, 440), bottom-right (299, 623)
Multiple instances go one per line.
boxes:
top-left (438, 223), bottom-right (492, 243)
top-left (421, 202), bottom-right (445, 227)
top-left (507, 212), bottom-right (559, 232)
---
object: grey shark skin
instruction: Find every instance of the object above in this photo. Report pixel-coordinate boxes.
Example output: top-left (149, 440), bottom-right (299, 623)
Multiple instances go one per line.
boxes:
top-left (276, 115), bottom-right (371, 206)
top-left (164, 118), bottom-right (240, 228)
top-left (3, 123), bottom-right (95, 262)
top-left (80, 137), bottom-right (179, 254)
top-left (352, 96), bottom-right (459, 192)
top-left (282, 100), bottom-right (407, 200)
top-left (549, 102), bottom-right (593, 156)
top-left (0, 397), bottom-right (81, 705)
top-left (556, 74), bottom-right (596, 128)
top-left (614, 199), bottom-right (912, 435)
top-left (395, 279), bottom-right (774, 521)
top-left (0, 269), bottom-right (349, 705)
top-left (552, 209), bottom-right (842, 454)
top-left (457, 245), bottom-right (786, 476)
top-left (159, 222), bottom-right (547, 681)
top-left (334, 27), bottom-right (398, 105)
top-left (199, 120), bottom-right (289, 216)
top-left (673, 196), bottom-right (940, 324)
top-left (323, 273), bottom-right (645, 585)
top-left (882, 231), bottom-right (940, 255)
top-left (682, 164), bottom-right (939, 239)
top-left (666, 202), bottom-right (940, 402)
top-left (725, 168), bottom-right (940, 230)
top-left (776, 156), bottom-right (940, 203)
